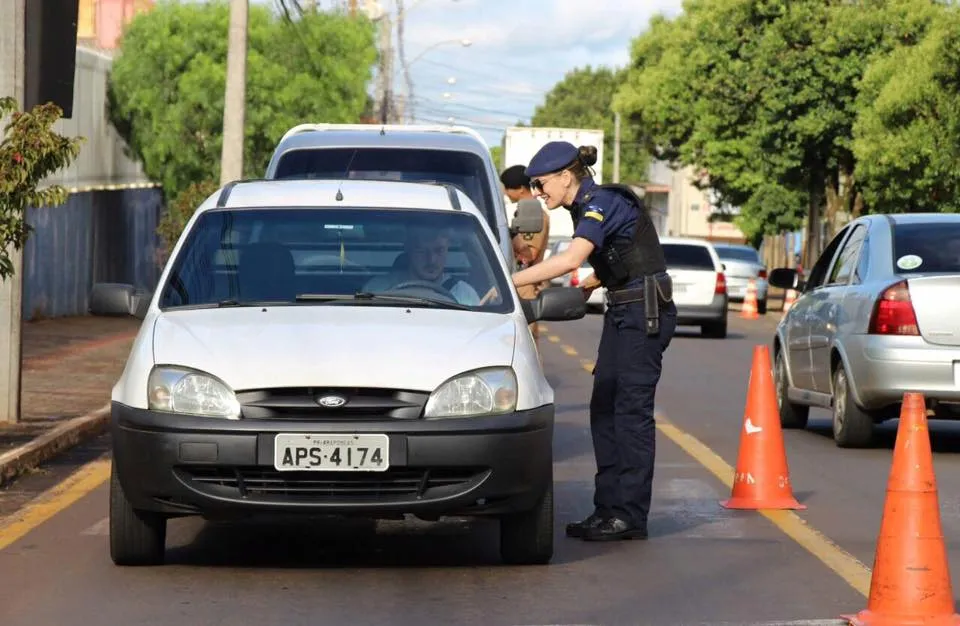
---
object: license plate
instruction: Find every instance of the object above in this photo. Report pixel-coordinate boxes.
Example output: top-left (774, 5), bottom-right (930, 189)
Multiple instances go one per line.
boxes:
top-left (273, 433), bottom-right (389, 472)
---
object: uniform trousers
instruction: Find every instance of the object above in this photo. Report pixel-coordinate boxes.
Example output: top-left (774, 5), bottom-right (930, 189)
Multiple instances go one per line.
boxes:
top-left (590, 293), bottom-right (677, 526)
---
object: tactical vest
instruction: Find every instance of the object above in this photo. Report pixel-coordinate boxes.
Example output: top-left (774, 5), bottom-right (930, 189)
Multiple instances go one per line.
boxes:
top-left (572, 184), bottom-right (667, 290)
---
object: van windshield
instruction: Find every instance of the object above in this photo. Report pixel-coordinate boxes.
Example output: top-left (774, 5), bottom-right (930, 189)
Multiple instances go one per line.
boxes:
top-left (273, 148), bottom-right (497, 236)
top-left (158, 207), bottom-right (513, 313)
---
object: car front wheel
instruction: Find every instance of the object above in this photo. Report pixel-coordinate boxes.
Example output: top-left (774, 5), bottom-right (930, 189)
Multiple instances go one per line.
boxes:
top-left (110, 461), bottom-right (167, 566)
top-left (499, 479), bottom-right (554, 565)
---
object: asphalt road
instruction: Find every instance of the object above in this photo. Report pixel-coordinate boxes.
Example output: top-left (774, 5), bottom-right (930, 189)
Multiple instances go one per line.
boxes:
top-left (3, 308), bottom-right (947, 626)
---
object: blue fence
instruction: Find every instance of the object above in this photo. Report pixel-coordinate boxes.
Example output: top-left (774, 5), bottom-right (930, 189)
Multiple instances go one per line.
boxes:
top-left (21, 187), bottom-right (164, 320)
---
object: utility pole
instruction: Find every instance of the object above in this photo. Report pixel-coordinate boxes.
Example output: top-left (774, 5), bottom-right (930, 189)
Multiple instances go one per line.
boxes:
top-left (397, 0), bottom-right (412, 123)
top-left (349, 0), bottom-right (357, 16)
top-left (613, 111), bottom-right (621, 183)
top-left (220, 0), bottom-right (248, 185)
top-left (0, 0), bottom-right (25, 424)
top-left (376, 9), bottom-right (394, 123)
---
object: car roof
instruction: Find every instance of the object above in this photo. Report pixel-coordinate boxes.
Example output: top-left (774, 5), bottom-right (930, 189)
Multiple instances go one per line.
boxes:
top-left (273, 124), bottom-right (490, 156)
top-left (203, 179), bottom-right (480, 216)
top-left (876, 213), bottom-right (960, 226)
top-left (659, 236), bottom-right (717, 247)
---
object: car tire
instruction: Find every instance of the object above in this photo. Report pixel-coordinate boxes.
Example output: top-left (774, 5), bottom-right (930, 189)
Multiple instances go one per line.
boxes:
top-left (499, 479), bottom-right (554, 566)
top-left (775, 349), bottom-right (809, 429)
top-left (702, 319), bottom-right (727, 339)
top-left (832, 363), bottom-right (874, 449)
top-left (110, 461), bottom-right (166, 566)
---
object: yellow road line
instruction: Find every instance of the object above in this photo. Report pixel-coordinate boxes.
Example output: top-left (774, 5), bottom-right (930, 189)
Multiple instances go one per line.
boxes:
top-left (0, 456), bottom-right (111, 552)
top-left (549, 326), bottom-right (873, 598)
top-left (655, 418), bottom-right (872, 597)
top-left (581, 360), bottom-right (595, 374)
top-left (547, 335), bottom-right (561, 343)
top-left (561, 345), bottom-right (578, 356)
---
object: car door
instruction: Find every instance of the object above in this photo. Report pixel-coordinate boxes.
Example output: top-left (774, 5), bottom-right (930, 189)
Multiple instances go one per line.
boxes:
top-left (809, 224), bottom-right (867, 392)
top-left (783, 227), bottom-right (850, 391)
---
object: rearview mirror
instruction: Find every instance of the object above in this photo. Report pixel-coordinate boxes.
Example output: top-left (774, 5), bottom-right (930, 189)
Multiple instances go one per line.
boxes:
top-left (509, 198), bottom-right (544, 236)
top-left (768, 268), bottom-right (801, 291)
top-left (520, 287), bottom-right (587, 324)
top-left (89, 283), bottom-right (152, 319)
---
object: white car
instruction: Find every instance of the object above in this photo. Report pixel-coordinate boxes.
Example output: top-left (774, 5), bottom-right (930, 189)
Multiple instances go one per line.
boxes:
top-left (89, 178), bottom-right (586, 567)
top-left (661, 236), bottom-right (730, 338)
top-left (713, 243), bottom-right (769, 314)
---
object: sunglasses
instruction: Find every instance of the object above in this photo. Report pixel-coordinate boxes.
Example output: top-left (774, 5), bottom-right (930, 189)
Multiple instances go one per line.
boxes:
top-left (529, 171), bottom-right (564, 193)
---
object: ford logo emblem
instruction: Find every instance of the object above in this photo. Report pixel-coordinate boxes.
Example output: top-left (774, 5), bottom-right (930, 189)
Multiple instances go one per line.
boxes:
top-left (316, 395), bottom-right (347, 408)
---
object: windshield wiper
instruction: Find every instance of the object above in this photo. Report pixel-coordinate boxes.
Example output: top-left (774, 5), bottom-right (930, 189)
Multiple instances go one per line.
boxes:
top-left (295, 292), bottom-right (470, 310)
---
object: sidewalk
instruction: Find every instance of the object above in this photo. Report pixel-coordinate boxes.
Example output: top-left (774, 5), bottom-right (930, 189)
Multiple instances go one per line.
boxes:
top-left (0, 315), bottom-right (140, 483)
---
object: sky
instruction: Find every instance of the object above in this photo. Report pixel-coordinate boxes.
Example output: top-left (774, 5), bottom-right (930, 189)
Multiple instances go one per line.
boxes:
top-left (260, 0), bottom-right (686, 147)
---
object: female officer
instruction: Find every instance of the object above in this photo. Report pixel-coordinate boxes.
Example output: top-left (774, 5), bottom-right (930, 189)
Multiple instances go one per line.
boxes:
top-left (511, 141), bottom-right (677, 542)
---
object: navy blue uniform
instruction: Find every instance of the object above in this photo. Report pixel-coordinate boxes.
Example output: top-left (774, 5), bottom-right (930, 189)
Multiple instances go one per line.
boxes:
top-left (524, 140), bottom-right (677, 540)
top-left (569, 178), bottom-right (677, 535)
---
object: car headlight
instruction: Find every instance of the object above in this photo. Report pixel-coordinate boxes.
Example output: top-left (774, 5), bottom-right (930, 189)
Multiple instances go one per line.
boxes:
top-left (147, 366), bottom-right (241, 419)
top-left (424, 367), bottom-right (517, 418)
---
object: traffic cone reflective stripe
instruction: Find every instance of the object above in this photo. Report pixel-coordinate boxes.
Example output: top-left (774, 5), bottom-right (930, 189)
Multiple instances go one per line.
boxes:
top-left (740, 279), bottom-right (760, 320)
top-left (720, 345), bottom-right (805, 510)
top-left (843, 392), bottom-right (960, 626)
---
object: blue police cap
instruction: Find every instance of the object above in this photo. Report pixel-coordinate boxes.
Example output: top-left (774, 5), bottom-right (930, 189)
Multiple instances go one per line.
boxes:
top-left (524, 141), bottom-right (579, 178)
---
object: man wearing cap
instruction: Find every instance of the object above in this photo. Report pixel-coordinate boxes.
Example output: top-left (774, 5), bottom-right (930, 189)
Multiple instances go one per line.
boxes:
top-left (510, 140), bottom-right (677, 542)
top-left (500, 165), bottom-right (551, 347)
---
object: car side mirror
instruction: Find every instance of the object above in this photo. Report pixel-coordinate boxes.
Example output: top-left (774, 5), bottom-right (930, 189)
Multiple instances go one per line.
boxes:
top-left (520, 287), bottom-right (586, 324)
top-left (768, 268), bottom-right (802, 291)
top-left (509, 198), bottom-right (544, 236)
top-left (89, 283), bottom-right (152, 319)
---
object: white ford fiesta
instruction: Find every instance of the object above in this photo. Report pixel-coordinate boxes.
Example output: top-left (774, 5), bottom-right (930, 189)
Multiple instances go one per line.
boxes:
top-left (90, 178), bottom-right (586, 567)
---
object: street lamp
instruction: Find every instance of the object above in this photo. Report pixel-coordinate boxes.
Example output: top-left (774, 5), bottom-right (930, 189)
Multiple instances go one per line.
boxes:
top-left (402, 38), bottom-right (471, 121)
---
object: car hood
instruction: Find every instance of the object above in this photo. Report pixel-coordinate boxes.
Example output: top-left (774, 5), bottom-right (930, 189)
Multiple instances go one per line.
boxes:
top-left (151, 306), bottom-right (517, 392)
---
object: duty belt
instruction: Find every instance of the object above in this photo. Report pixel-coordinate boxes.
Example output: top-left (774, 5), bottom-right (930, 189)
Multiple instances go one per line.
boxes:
top-left (603, 274), bottom-right (674, 336)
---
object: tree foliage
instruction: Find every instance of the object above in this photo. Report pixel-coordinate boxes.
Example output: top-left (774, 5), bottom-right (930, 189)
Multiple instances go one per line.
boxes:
top-left (612, 0), bottom-right (951, 260)
top-left (107, 1), bottom-right (378, 202)
top-left (0, 98), bottom-right (83, 279)
top-left (531, 66), bottom-right (649, 185)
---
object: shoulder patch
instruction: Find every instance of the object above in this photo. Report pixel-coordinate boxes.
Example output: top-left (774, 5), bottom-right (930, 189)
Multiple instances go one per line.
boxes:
top-left (584, 204), bottom-right (605, 222)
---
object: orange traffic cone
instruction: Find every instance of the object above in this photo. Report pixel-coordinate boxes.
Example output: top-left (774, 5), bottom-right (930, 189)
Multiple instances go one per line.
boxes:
top-left (720, 345), bottom-right (805, 510)
top-left (740, 279), bottom-right (760, 320)
top-left (843, 392), bottom-right (960, 626)
top-left (782, 288), bottom-right (797, 316)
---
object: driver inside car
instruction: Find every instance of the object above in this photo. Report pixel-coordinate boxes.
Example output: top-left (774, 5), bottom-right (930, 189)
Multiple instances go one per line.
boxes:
top-left (362, 226), bottom-right (481, 306)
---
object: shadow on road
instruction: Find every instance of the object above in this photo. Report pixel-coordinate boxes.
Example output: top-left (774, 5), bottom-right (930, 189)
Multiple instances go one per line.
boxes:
top-left (805, 414), bottom-right (960, 454)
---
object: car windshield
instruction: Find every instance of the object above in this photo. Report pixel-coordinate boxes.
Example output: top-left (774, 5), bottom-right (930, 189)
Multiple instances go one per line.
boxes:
top-left (893, 222), bottom-right (960, 274)
top-left (272, 148), bottom-right (496, 235)
top-left (663, 244), bottom-right (716, 270)
top-left (715, 246), bottom-right (759, 263)
top-left (158, 207), bottom-right (513, 313)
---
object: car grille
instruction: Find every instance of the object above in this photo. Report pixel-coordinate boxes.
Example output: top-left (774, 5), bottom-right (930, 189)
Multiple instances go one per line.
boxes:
top-left (235, 387), bottom-right (429, 420)
top-left (178, 466), bottom-right (487, 502)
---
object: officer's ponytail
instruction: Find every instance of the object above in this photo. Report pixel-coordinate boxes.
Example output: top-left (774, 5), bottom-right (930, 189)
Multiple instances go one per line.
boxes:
top-left (569, 145), bottom-right (598, 180)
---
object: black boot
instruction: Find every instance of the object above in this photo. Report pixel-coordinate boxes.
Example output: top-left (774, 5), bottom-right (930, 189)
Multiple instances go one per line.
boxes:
top-left (582, 517), bottom-right (648, 541)
top-left (565, 513), bottom-right (608, 538)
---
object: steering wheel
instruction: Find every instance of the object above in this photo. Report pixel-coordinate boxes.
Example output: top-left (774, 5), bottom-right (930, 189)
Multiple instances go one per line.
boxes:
top-left (386, 280), bottom-right (459, 302)
top-left (479, 286), bottom-right (499, 305)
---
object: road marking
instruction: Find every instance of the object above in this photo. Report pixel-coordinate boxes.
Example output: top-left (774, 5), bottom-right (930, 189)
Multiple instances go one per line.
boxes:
top-left (561, 345), bottom-right (577, 356)
top-left (547, 335), bottom-right (561, 343)
top-left (0, 456), bottom-right (111, 551)
top-left (580, 360), bottom-right (594, 374)
top-left (548, 326), bottom-right (873, 598)
top-left (81, 516), bottom-right (109, 536)
top-left (656, 417), bottom-right (871, 597)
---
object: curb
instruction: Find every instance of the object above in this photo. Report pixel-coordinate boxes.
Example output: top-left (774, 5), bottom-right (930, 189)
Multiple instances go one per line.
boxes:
top-left (0, 403), bottom-right (110, 488)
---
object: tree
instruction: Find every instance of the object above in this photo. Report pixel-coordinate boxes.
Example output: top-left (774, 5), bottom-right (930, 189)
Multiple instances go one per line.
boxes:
top-left (0, 98), bottom-right (83, 279)
top-left (532, 66), bottom-right (649, 185)
top-left (852, 4), bottom-right (960, 213)
top-left (615, 0), bottom-right (947, 260)
top-left (107, 1), bottom-right (378, 203)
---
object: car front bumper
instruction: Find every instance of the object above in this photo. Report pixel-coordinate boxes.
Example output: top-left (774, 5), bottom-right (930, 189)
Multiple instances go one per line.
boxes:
top-left (111, 401), bottom-right (554, 519)
top-left (845, 335), bottom-right (960, 412)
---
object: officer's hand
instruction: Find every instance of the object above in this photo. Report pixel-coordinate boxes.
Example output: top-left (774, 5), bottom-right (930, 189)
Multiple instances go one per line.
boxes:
top-left (580, 274), bottom-right (602, 300)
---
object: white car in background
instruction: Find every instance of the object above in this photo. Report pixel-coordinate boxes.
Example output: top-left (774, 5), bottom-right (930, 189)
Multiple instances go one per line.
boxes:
top-left (661, 237), bottom-right (730, 338)
top-left (713, 243), bottom-right (769, 314)
top-left (551, 240), bottom-right (605, 311)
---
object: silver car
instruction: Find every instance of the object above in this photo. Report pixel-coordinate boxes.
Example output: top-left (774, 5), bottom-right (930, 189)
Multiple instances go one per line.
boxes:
top-left (768, 213), bottom-right (960, 448)
top-left (713, 243), bottom-right (769, 314)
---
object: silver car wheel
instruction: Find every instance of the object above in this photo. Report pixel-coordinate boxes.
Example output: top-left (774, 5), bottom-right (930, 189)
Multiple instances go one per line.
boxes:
top-left (833, 368), bottom-right (847, 436)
